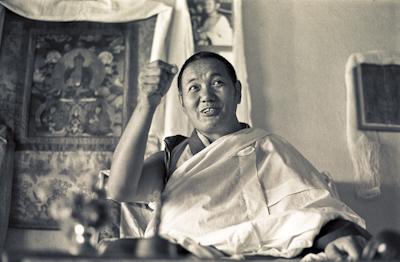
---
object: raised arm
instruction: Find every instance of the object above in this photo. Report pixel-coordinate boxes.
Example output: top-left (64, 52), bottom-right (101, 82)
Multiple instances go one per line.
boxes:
top-left (107, 60), bottom-right (178, 202)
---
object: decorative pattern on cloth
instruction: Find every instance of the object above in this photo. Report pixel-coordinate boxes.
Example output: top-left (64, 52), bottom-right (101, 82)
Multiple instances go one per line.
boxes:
top-left (97, 170), bottom-right (121, 242)
top-left (143, 128), bottom-right (365, 258)
top-left (0, 124), bottom-right (14, 249)
top-left (344, 51), bottom-right (400, 198)
top-left (10, 150), bottom-right (113, 229)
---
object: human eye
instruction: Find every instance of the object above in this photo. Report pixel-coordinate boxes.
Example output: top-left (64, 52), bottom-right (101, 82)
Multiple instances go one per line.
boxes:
top-left (211, 79), bottom-right (224, 87)
top-left (188, 84), bottom-right (200, 93)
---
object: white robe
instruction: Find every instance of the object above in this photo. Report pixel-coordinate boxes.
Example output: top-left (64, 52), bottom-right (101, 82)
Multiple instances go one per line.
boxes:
top-left (150, 127), bottom-right (365, 258)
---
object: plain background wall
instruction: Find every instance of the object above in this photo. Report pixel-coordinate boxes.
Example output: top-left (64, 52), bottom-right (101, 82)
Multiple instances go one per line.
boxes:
top-left (5, 0), bottom-right (400, 251)
top-left (243, 0), bottom-right (400, 236)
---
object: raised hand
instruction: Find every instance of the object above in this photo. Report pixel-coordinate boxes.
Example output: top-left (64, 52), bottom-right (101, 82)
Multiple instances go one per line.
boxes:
top-left (138, 60), bottom-right (178, 108)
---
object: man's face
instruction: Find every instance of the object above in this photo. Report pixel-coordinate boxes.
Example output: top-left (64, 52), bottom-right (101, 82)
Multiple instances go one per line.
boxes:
top-left (204, 0), bottom-right (217, 15)
top-left (179, 58), bottom-right (241, 137)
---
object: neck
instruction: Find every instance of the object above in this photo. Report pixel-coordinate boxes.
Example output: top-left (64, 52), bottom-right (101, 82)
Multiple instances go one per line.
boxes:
top-left (199, 120), bottom-right (243, 143)
top-left (208, 11), bottom-right (219, 18)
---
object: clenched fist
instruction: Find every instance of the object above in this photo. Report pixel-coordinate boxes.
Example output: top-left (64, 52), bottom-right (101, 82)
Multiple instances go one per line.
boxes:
top-left (138, 60), bottom-right (178, 107)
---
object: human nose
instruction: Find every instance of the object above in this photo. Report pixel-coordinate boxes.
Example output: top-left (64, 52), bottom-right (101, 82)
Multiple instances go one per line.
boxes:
top-left (200, 85), bottom-right (216, 102)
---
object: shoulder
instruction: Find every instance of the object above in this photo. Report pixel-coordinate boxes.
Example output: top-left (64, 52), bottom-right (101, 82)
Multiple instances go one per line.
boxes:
top-left (218, 14), bottom-right (230, 24)
top-left (253, 130), bottom-right (300, 153)
top-left (163, 134), bottom-right (190, 183)
top-left (244, 128), bottom-right (288, 146)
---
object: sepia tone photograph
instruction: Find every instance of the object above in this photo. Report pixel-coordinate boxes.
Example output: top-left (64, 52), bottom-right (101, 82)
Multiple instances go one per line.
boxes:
top-left (0, 0), bottom-right (400, 261)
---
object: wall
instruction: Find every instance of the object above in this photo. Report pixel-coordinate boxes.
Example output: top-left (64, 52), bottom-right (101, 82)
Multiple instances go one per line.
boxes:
top-left (243, 0), bottom-right (400, 235)
top-left (5, 0), bottom-right (400, 251)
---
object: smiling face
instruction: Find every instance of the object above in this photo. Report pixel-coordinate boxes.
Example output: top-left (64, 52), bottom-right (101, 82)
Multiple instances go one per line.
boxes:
top-left (179, 58), bottom-right (241, 141)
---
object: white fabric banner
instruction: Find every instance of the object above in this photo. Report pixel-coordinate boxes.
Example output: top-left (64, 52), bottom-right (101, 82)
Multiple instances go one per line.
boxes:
top-left (344, 51), bottom-right (400, 199)
top-left (233, 0), bottom-right (252, 126)
top-left (156, 0), bottom-right (194, 139)
top-left (0, 0), bottom-right (173, 22)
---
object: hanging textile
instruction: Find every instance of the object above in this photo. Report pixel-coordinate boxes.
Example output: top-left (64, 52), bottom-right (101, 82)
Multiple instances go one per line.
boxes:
top-left (344, 51), bottom-right (400, 199)
top-left (233, 0), bottom-right (252, 126)
top-left (0, 0), bottom-right (173, 22)
top-left (0, 5), bottom-right (11, 250)
top-left (162, 0), bottom-right (194, 138)
top-left (0, 123), bottom-right (15, 250)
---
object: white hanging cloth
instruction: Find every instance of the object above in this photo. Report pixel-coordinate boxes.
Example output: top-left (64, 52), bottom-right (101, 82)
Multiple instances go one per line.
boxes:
top-left (344, 51), bottom-right (400, 199)
top-left (0, 0), bottom-right (173, 22)
top-left (154, 0), bottom-right (194, 140)
top-left (233, 0), bottom-right (252, 126)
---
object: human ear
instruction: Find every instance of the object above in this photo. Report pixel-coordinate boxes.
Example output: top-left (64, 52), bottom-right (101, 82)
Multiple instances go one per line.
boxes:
top-left (235, 80), bottom-right (242, 104)
top-left (179, 94), bottom-right (187, 112)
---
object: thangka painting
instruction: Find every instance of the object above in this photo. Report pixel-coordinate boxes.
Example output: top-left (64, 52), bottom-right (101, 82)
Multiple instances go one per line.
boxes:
top-left (3, 12), bottom-right (156, 229)
top-left (187, 0), bottom-right (233, 47)
top-left (355, 63), bottom-right (400, 131)
top-left (15, 22), bottom-right (138, 151)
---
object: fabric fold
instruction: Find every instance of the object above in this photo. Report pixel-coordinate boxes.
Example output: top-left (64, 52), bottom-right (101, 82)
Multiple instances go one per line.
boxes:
top-left (152, 128), bottom-right (364, 257)
top-left (233, 0), bottom-right (252, 126)
top-left (162, 0), bottom-right (194, 138)
top-left (0, 0), bottom-right (172, 22)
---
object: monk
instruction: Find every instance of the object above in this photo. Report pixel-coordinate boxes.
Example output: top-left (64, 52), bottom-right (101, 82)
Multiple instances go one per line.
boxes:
top-left (107, 52), bottom-right (370, 260)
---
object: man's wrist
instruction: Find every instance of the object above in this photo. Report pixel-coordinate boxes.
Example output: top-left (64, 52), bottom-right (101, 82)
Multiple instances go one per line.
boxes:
top-left (136, 96), bottom-right (160, 112)
top-left (314, 219), bottom-right (371, 250)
